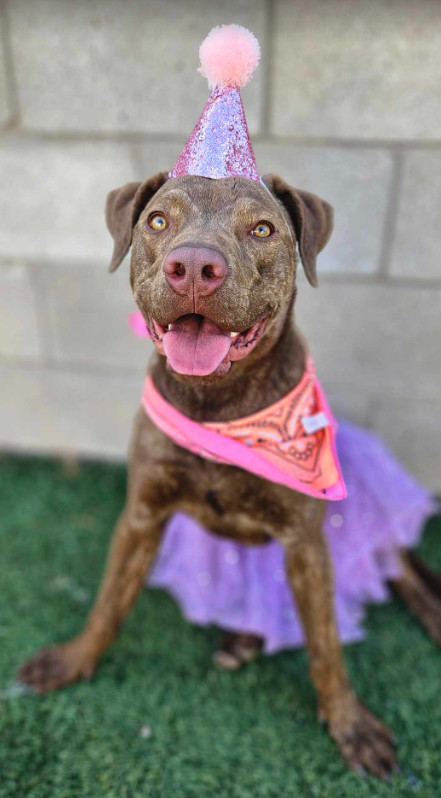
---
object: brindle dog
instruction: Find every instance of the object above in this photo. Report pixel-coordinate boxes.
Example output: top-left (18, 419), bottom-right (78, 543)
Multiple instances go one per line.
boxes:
top-left (20, 173), bottom-right (441, 778)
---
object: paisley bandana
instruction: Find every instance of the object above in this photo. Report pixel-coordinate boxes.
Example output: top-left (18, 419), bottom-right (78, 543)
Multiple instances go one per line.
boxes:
top-left (141, 356), bottom-right (346, 502)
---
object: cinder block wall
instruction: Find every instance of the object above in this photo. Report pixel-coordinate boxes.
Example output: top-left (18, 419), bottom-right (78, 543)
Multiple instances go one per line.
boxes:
top-left (1, 0), bottom-right (440, 489)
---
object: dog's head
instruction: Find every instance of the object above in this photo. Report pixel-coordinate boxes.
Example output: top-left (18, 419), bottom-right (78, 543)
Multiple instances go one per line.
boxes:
top-left (106, 173), bottom-right (333, 382)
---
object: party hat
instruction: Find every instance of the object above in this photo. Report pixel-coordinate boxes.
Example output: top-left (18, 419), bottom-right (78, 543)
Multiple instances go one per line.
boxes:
top-left (170, 25), bottom-right (260, 182)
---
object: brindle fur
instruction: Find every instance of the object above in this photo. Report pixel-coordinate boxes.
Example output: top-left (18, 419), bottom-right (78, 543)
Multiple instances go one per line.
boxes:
top-left (20, 173), bottom-right (440, 779)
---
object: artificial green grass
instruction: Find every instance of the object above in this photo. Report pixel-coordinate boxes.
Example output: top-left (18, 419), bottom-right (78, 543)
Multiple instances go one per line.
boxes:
top-left (1, 456), bottom-right (441, 797)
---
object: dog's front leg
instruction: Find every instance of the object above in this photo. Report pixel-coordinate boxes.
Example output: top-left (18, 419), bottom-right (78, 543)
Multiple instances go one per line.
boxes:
top-left (284, 520), bottom-right (397, 779)
top-left (19, 508), bottom-right (164, 693)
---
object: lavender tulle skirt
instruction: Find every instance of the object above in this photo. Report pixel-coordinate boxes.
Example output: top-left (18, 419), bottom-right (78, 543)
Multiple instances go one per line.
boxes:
top-left (147, 421), bottom-right (437, 653)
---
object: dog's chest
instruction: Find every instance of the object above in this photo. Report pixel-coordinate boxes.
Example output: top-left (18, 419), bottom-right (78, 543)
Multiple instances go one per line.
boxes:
top-left (138, 411), bottom-right (317, 545)
top-left (161, 452), bottom-right (304, 544)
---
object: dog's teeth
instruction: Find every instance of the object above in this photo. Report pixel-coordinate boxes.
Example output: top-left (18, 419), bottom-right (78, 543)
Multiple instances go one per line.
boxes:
top-left (167, 324), bottom-right (172, 331)
top-left (230, 331), bottom-right (239, 337)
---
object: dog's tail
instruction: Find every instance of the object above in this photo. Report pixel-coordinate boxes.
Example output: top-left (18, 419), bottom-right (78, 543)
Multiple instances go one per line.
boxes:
top-left (405, 550), bottom-right (441, 598)
top-left (390, 551), bottom-right (441, 644)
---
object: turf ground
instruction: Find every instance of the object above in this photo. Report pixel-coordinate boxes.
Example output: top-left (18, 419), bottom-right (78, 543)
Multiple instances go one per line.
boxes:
top-left (1, 455), bottom-right (441, 797)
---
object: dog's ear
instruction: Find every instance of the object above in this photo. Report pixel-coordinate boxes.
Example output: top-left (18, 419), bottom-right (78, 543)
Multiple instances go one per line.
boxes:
top-left (262, 174), bottom-right (334, 287)
top-left (105, 171), bottom-right (169, 272)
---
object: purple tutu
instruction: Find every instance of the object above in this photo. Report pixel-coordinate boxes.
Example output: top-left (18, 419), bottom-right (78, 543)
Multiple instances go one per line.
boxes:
top-left (147, 421), bottom-right (436, 653)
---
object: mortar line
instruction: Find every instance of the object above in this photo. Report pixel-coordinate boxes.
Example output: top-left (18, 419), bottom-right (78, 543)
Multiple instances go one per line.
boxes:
top-left (0, 353), bottom-right (145, 380)
top-left (0, 0), bottom-right (20, 126)
top-left (259, 0), bottom-right (275, 137)
top-left (305, 271), bottom-right (441, 289)
top-left (28, 262), bottom-right (58, 368)
top-left (376, 149), bottom-right (404, 279)
top-left (4, 253), bottom-right (441, 289)
top-left (2, 126), bottom-right (441, 152)
top-left (254, 135), bottom-right (441, 151)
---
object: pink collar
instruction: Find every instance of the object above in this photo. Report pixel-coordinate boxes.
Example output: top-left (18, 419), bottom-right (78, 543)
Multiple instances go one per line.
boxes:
top-left (141, 359), bottom-right (346, 502)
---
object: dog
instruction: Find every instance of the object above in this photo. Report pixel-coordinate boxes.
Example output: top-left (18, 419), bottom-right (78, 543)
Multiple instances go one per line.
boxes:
top-left (19, 172), bottom-right (441, 778)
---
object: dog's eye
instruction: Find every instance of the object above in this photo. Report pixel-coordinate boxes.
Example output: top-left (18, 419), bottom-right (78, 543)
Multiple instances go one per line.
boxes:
top-left (251, 221), bottom-right (273, 238)
top-left (148, 214), bottom-right (168, 231)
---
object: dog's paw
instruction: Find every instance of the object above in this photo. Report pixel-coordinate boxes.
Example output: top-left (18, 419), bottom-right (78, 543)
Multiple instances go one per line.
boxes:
top-left (213, 632), bottom-right (262, 671)
top-left (18, 638), bottom-right (97, 693)
top-left (327, 694), bottom-right (397, 780)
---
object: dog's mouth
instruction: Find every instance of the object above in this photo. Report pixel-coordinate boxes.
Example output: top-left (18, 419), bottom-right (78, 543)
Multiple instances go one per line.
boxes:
top-left (149, 313), bottom-right (268, 377)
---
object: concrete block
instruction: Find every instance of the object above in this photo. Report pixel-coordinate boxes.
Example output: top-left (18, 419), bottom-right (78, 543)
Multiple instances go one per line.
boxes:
top-left (272, 0), bottom-right (441, 140)
top-left (255, 144), bottom-right (393, 274)
top-left (0, 136), bottom-right (140, 262)
top-left (320, 381), bottom-right (374, 428)
top-left (295, 281), bottom-right (441, 400)
top-left (0, 260), bottom-right (41, 358)
top-left (42, 261), bottom-right (155, 369)
top-left (0, 15), bottom-right (11, 126)
top-left (390, 151), bottom-right (441, 280)
top-left (0, 363), bottom-right (142, 458)
top-left (9, 0), bottom-right (265, 134)
top-left (373, 396), bottom-right (441, 492)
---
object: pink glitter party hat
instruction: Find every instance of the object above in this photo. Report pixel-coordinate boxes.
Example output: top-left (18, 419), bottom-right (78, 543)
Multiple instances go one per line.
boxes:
top-left (170, 25), bottom-right (261, 182)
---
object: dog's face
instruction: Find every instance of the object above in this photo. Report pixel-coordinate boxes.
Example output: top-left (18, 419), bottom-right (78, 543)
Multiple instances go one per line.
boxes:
top-left (106, 173), bottom-right (333, 383)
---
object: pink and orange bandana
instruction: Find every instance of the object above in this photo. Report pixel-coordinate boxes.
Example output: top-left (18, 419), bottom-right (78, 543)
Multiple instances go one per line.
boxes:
top-left (141, 356), bottom-right (346, 502)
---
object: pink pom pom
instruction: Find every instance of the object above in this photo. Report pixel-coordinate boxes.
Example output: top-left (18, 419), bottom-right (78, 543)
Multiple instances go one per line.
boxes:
top-left (198, 24), bottom-right (260, 90)
top-left (128, 311), bottom-right (151, 338)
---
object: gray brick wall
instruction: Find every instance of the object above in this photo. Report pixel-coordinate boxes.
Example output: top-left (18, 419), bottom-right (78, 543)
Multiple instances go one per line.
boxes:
top-left (1, 0), bottom-right (440, 489)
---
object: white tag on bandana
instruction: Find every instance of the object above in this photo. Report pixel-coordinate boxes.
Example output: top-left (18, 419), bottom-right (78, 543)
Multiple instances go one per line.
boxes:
top-left (301, 411), bottom-right (330, 435)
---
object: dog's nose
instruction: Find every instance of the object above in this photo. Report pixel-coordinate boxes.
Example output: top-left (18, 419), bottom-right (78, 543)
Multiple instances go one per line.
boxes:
top-left (163, 246), bottom-right (227, 298)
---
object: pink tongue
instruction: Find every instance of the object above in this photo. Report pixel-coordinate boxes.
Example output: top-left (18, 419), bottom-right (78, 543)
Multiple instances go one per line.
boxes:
top-left (163, 316), bottom-right (231, 376)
